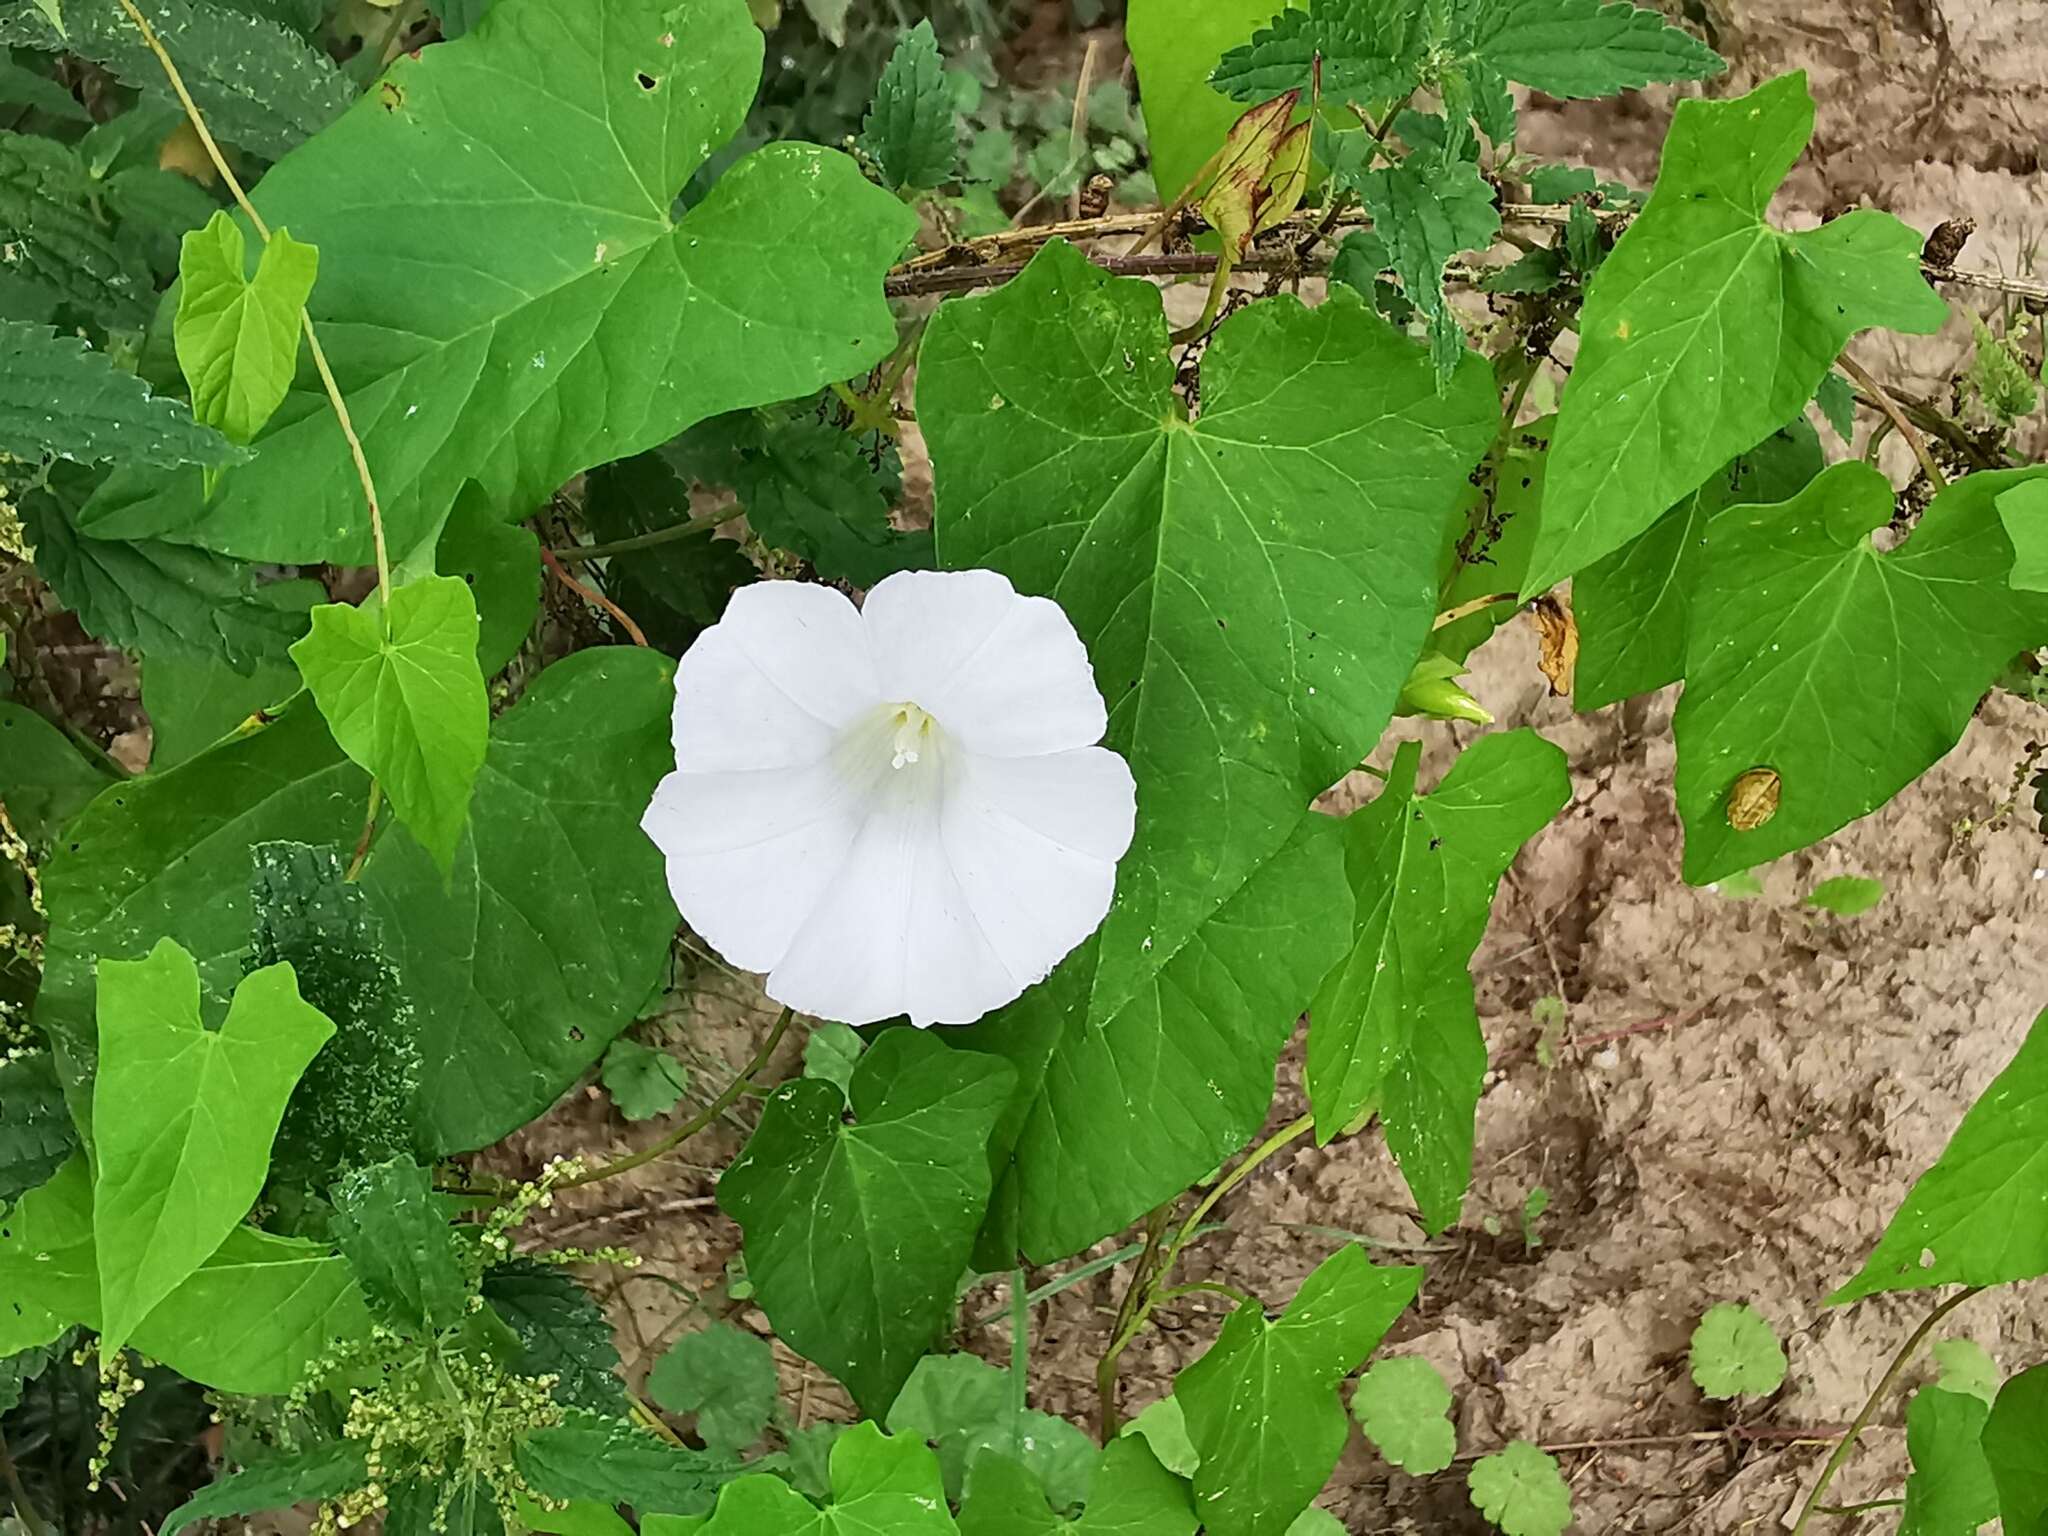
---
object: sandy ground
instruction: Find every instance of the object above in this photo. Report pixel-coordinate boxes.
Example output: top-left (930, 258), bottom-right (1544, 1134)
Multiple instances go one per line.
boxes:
top-left (503, 3), bottom-right (2048, 1531)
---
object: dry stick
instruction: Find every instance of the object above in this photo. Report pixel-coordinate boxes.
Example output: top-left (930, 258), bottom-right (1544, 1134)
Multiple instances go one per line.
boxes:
top-left (1065, 39), bottom-right (1102, 223)
top-left (113, 0), bottom-right (391, 606)
top-left (1836, 353), bottom-right (1948, 491)
top-left (539, 546), bottom-right (650, 648)
top-left (555, 1006), bottom-right (795, 1192)
top-left (1787, 1287), bottom-right (1982, 1536)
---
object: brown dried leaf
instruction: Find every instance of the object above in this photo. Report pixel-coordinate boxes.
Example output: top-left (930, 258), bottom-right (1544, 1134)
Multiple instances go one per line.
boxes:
top-left (1529, 594), bottom-right (1578, 697)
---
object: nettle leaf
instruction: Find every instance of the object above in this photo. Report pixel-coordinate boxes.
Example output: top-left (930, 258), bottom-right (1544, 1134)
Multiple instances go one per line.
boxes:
top-left (0, 1052), bottom-right (76, 1202)
top-left (21, 471), bottom-right (307, 673)
top-left (481, 1260), bottom-right (626, 1414)
top-left (160, 1441), bottom-right (370, 1536)
top-left (0, 131), bottom-right (153, 327)
top-left (1352, 152), bottom-right (1499, 382)
top-left (1212, 3), bottom-right (1421, 106)
top-left (860, 21), bottom-right (956, 192)
top-left (0, 321), bottom-right (241, 470)
top-left (331, 1156), bottom-right (469, 1334)
top-left (1524, 72), bottom-right (1946, 593)
top-left (38, 648), bottom-right (677, 1156)
top-left (518, 1408), bottom-right (735, 1517)
top-left (1572, 422), bottom-right (1821, 711)
top-left (252, 839), bottom-right (421, 1187)
top-left (721, 1030), bottom-right (1014, 1415)
top-left (695, 1421), bottom-right (953, 1536)
top-left (1459, 0), bottom-right (1723, 100)
top-left (1687, 1303), bottom-right (1786, 1400)
top-left (0, 0), bottom-right (350, 159)
top-left (389, 1475), bottom-right (507, 1536)
top-left (957, 1438), bottom-right (1194, 1536)
top-left (76, 0), bottom-right (916, 567)
top-left (649, 1324), bottom-right (778, 1458)
top-left (292, 575), bottom-right (489, 873)
top-left (1351, 1355), bottom-right (1456, 1475)
top-left (918, 239), bottom-right (1492, 1262)
top-left (1176, 1246), bottom-right (1420, 1536)
top-left (1674, 463), bottom-right (2048, 885)
top-left (90, 937), bottom-right (333, 1353)
top-left (1984, 1366), bottom-right (2048, 1536)
top-left (175, 211), bottom-right (317, 449)
top-left (0, 1155), bottom-right (369, 1386)
top-left (669, 409), bottom-right (934, 588)
top-left (601, 1035), bottom-right (690, 1122)
top-left (1899, 1387), bottom-right (1998, 1536)
top-left (1832, 1005), bottom-right (2048, 1303)
top-left (581, 449), bottom-right (756, 656)
top-left (1128, 0), bottom-right (1307, 202)
top-left (1468, 1442), bottom-right (1571, 1536)
top-left (1309, 731), bottom-right (1568, 1229)
top-left (887, 1353), bottom-right (1096, 1509)
top-left (436, 484), bottom-right (540, 674)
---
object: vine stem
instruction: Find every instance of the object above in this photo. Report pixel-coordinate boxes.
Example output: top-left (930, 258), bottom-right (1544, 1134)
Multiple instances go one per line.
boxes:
top-left (550, 508), bottom-right (729, 563)
top-left (555, 1006), bottom-right (794, 1192)
top-left (112, 0), bottom-right (392, 608)
top-left (1787, 1287), bottom-right (1981, 1536)
top-left (0, 1429), bottom-right (45, 1536)
top-left (1836, 353), bottom-right (1948, 491)
top-left (539, 546), bottom-right (650, 648)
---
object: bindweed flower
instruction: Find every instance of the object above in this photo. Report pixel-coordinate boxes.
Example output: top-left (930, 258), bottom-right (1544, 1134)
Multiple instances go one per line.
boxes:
top-left (641, 569), bottom-right (1137, 1028)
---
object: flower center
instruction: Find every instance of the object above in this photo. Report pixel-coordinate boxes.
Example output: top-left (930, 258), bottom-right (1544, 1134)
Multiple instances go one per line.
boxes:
top-left (887, 702), bottom-right (936, 770)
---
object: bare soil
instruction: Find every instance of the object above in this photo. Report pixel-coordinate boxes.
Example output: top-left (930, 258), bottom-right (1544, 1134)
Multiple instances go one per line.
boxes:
top-left (507, 4), bottom-right (2048, 1531)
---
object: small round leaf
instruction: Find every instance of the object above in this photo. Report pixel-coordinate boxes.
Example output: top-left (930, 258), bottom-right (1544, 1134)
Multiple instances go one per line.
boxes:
top-left (1689, 1303), bottom-right (1787, 1400)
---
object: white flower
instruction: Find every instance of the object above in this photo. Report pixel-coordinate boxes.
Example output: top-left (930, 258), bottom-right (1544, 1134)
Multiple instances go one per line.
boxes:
top-left (641, 569), bottom-right (1137, 1028)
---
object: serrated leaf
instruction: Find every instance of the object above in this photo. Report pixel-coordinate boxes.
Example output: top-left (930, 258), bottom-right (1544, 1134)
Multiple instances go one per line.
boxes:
top-left (0, 320), bottom-right (240, 470)
top-left (161, 1441), bottom-right (369, 1536)
top-left (861, 21), bottom-right (955, 192)
top-left (1351, 1355), bottom-right (1456, 1474)
top-left (251, 839), bottom-right (421, 1187)
top-left (141, 582), bottom-right (316, 768)
top-left (1524, 72), bottom-right (1946, 593)
top-left (435, 484), bottom-right (539, 674)
top-left (1899, 1387), bottom-right (1998, 1536)
top-left (581, 449), bottom-right (756, 656)
top-left (1674, 463), bottom-right (2048, 884)
top-left (1459, 0), bottom-right (1723, 100)
top-left (669, 410), bottom-right (933, 588)
top-left (21, 469), bottom-right (305, 672)
top-left (1128, 0), bottom-right (1308, 201)
top-left (887, 1353), bottom-right (1096, 1510)
top-left (1352, 152), bottom-right (1499, 382)
top-left (1933, 1339), bottom-right (1999, 1405)
top-left (720, 1030), bottom-right (1015, 1415)
top-left (1984, 1366), bottom-right (2048, 1536)
top-left (649, 1324), bottom-right (778, 1458)
top-left (1177, 1246), bottom-right (1420, 1536)
top-left (518, 1408), bottom-right (736, 1518)
top-left (90, 936), bottom-right (333, 1354)
top-left (1211, 3), bottom-right (1422, 106)
top-left (1309, 732), bottom-right (1569, 1228)
top-left (1571, 422), bottom-right (1822, 712)
top-left (1468, 1441), bottom-right (1571, 1536)
top-left (696, 1421), bottom-right (952, 1536)
top-left (918, 239), bottom-right (1493, 1263)
top-left (330, 1156), bottom-right (468, 1334)
top-left (0, 1333), bottom-right (66, 1415)
top-left (175, 212), bottom-right (316, 454)
top-left (0, 0), bottom-right (349, 159)
top-left (75, 0), bottom-right (916, 567)
top-left (481, 1260), bottom-right (626, 1414)
top-left (1832, 1005), bottom-right (2048, 1303)
top-left (38, 648), bottom-right (678, 1157)
top-left (292, 575), bottom-right (488, 872)
top-left (0, 1052), bottom-right (75, 1202)
top-left (389, 1475), bottom-right (507, 1536)
top-left (0, 131), bottom-right (153, 327)
top-left (105, 163), bottom-right (223, 280)
top-left (601, 1036), bottom-right (690, 1122)
top-left (1805, 875), bottom-right (1884, 916)
top-left (1687, 1303), bottom-right (1786, 1399)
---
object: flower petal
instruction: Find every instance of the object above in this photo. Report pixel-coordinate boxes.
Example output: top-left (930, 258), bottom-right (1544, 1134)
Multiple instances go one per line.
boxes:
top-left (675, 580), bottom-right (881, 771)
top-left (861, 569), bottom-right (1109, 757)
top-left (641, 761), bottom-right (868, 974)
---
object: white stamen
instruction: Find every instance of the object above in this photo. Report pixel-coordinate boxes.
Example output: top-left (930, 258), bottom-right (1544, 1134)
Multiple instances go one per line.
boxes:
top-left (889, 703), bottom-right (935, 770)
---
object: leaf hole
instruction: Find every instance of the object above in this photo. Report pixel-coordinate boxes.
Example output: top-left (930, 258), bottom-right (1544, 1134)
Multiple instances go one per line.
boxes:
top-left (636, 71), bottom-right (659, 90)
